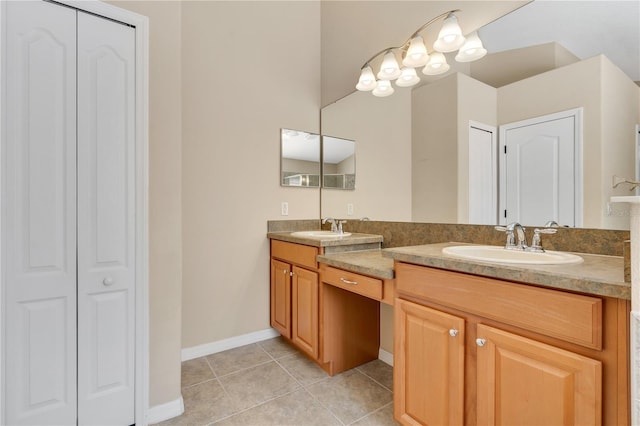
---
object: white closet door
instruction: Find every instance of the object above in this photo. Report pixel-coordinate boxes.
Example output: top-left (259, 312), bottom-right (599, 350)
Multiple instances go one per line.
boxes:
top-left (3, 1), bottom-right (78, 425)
top-left (76, 12), bottom-right (136, 425)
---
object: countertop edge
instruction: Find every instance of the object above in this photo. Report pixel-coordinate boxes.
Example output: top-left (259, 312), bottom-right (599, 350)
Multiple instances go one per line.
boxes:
top-left (383, 243), bottom-right (630, 300)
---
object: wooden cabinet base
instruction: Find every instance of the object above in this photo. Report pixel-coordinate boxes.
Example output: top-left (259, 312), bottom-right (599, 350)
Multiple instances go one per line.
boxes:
top-left (321, 284), bottom-right (380, 376)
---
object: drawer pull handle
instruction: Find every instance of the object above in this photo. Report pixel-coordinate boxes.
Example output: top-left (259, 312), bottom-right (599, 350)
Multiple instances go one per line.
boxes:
top-left (476, 338), bottom-right (487, 347)
top-left (449, 329), bottom-right (459, 337)
top-left (340, 277), bottom-right (358, 285)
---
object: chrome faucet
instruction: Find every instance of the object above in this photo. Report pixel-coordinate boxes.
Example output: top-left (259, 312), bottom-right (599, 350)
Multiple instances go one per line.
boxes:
top-left (322, 217), bottom-right (337, 233)
top-left (337, 220), bottom-right (347, 235)
top-left (544, 220), bottom-right (560, 228)
top-left (495, 222), bottom-right (527, 250)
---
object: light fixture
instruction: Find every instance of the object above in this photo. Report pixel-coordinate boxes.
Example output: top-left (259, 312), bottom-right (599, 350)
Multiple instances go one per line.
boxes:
top-left (356, 66), bottom-right (377, 91)
top-left (396, 67), bottom-right (420, 87)
top-left (355, 9), bottom-right (487, 97)
top-left (422, 52), bottom-right (450, 75)
top-left (402, 36), bottom-right (429, 67)
top-left (372, 79), bottom-right (394, 97)
top-left (455, 31), bottom-right (487, 62)
top-left (377, 50), bottom-right (402, 80)
top-left (433, 13), bottom-right (465, 53)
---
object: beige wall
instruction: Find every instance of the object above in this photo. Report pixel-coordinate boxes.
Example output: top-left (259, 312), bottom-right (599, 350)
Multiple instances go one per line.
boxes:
top-left (106, 0), bottom-right (184, 407)
top-left (412, 74), bottom-right (459, 222)
top-left (180, 1), bottom-right (321, 349)
top-left (321, 90), bottom-right (412, 221)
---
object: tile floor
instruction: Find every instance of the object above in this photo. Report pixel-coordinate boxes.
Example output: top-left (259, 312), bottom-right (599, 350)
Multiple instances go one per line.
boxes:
top-left (156, 337), bottom-right (398, 426)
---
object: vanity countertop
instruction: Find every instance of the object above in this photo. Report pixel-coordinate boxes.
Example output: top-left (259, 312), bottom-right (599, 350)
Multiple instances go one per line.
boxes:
top-left (267, 231), bottom-right (383, 248)
top-left (317, 250), bottom-right (395, 280)
top-left (383, 242), bottom-right (629, 300)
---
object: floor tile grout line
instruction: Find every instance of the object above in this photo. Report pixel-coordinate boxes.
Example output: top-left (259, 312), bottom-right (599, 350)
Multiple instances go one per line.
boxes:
top-left (355, 365), bottom-right (394, 393)
top-left (203, 355), bottom-right (219, 379)
top-left (346, 401), bottom-right (394, 425)
top-left (299, 386), bottom-right (348, 426)
top-left (205, 385), bottom-right (304, 425)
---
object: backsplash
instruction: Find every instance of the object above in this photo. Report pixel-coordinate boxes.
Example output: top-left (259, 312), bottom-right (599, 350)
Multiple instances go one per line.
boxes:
top-left (268, 219), bottom-right (629, 256)
top-left (322, 221), bottom-right (630, 257)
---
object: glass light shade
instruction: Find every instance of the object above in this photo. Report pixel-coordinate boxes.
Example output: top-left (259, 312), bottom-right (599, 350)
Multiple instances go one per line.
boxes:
top-left (402, 36), bottom-right (429, 67)
top-left (396, 67), bottom-right (420, 87)
top-left (356, 66), bottom-right (377, 91)
top-left (422, 52), bottom-right (450, 75)
top-left (433, 14), bottom-right (465, 53)
top-left (377, 51), bottom-right (402, 80)
top-left (455, 32), bottom-right (487, 62)
top-left (372, 79), bottom-right (394, 97)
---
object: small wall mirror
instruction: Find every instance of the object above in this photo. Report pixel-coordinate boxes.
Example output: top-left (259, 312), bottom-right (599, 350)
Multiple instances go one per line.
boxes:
top-left (322, 136), bottom-right (355, 190)
top-left (280, 128), bottom-right (320, 187)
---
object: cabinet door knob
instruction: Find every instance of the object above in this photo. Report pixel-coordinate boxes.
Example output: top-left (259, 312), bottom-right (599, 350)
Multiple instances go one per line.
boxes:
top-left (103, 276), bottom-right (115, 286)
top-left (449, 329), bottom-right (459, 337)
top-left (476, 338), bottom-right (486, 347)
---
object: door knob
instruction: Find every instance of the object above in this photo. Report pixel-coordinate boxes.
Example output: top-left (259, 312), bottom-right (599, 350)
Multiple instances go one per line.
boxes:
top-left (476, 338), bottom-right (486, 347)
top-left (103, 276), bottom-right (115, 286)
top-left (449, 329), bottom-right (459, 337)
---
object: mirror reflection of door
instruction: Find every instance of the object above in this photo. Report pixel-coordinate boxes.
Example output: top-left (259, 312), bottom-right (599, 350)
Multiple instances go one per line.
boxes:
top-left (499, 109), bottom-right (583, 227)
top-left (322, 136), bottom-right (355, 190)
top-left (281, 129), bottom-right (320, 188)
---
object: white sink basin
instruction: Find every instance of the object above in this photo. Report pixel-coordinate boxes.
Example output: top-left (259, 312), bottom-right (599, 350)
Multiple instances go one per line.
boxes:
top-left (290, 230), bottom-right (352, 238)
top-left (442, 245), bottom-right (583, 265)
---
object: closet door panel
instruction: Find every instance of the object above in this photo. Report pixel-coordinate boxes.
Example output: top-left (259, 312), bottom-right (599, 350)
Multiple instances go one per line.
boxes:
top-left (3, 2), bottom-right (78, 425)
top-left (76, 11), bottom-right (136, 425)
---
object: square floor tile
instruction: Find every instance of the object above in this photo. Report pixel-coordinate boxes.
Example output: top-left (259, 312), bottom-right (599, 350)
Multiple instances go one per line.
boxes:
top-left (213, 389), bottom-right (341, 425)
top-left (206, 343), bottom-right (272, 377)
top-left (259, 336), bottom-right (298, 359)
top-left (357, 359), bottom-right (393, 391)
top-left (182, 357), bottom-right (215, 388)
top-left (351, 403), bottom-right (399, 425)
top-left (306, 369), bottom-right (393, 425)
top-left (158, 379), bottom-right (239, 426)
top-left (218, 361), bottom-right (301, 412)
top-left (277, 352), bottom-right (329, 387)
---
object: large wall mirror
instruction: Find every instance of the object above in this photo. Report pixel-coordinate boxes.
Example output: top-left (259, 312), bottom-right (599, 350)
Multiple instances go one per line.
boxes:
top-left (320, 1), bottom-right (640, 230)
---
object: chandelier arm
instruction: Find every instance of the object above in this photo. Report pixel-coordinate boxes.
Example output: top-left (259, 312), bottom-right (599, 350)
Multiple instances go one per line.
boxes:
top-left (407, 9), bottom-right (460, 41)
top-left (360, 47), bottom-right (401, 70)
top-left (359, 9), bottom-right (461, 70)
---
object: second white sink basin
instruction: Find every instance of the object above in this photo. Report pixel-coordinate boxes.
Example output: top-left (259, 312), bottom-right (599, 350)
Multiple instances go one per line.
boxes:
top-left (291, 230), bottom-right (352, 238)
top-left (442, 245), bottom-right (583, 265)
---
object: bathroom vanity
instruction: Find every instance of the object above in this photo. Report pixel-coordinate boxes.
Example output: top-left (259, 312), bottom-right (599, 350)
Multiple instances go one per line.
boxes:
top-left (267, 227), bottom-right (631, 425)
top-left (268, 232), bottom-right (388, 375)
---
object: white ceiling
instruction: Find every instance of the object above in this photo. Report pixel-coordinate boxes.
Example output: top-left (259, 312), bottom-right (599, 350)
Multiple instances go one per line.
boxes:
top-left (479, 0), bottom-right (640, 82)
top-left (320, 0), bottom-right (640, 106)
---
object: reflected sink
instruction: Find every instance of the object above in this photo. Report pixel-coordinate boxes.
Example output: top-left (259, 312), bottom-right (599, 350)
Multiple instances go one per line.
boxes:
top-left (290, 230), bottom-right (352, 238)
top-left (442, 245), bottom-right (583, 265)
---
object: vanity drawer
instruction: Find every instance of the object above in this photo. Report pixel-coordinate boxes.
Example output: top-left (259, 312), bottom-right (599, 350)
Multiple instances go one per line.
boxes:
top-left (271, 240), bottom-right (319, 269)
top-left (321, 265), bottom-right (383, 301)
top-left (396, 263), bottom-right (603, 350)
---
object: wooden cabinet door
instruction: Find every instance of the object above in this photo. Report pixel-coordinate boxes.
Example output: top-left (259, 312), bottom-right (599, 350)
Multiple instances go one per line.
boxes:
top-left (476, 324), bottom-right (602, 426)
top-left (292, 266), bottom-right (319, 359)
top-left (394, 299), bottom-right (465, 426)
top-left (270, 259), bottom-right (291, 338)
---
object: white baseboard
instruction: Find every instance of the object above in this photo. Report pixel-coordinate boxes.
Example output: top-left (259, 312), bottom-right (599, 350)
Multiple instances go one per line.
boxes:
top-left (181, 328), bottom-right (280, 361)
top-left (379, 348), bottom-right (393, 366)
top-left (147, 396), bottom-right (184, 424)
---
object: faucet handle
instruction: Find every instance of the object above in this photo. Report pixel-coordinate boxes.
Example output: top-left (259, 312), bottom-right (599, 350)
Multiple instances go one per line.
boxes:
top-left (494, 225), bottom-right (516, 249)
top-left (529, 228), bottom-right (557, 252)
